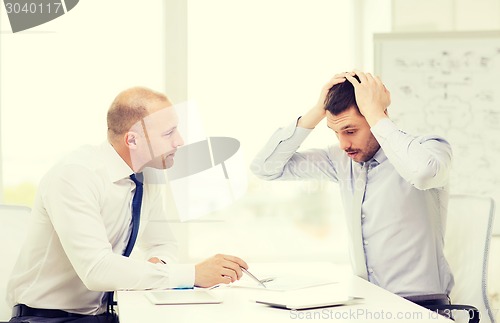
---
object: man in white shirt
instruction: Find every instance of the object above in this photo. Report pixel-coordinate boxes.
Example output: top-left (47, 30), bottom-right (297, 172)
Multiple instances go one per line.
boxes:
top-left (251, 71), bottom-right (454, 306)
top-left (8, 87), bottom-right (248, 322)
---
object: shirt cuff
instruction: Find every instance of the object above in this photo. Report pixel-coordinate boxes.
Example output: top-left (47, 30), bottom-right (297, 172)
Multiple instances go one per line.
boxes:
top-left (168, 264), bottom-right (195, 288)
top-left (256, 118), bottom-right (312, 160)
top-left (283, 116), bottom-right (313, 143)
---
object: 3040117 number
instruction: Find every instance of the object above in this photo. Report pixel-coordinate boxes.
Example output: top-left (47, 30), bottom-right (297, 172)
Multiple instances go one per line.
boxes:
top-left (4, 2), bottom-right (63, 14)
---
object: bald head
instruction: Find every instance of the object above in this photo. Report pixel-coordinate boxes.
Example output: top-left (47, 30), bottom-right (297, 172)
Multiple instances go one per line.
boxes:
top-left (107, 87), bottom-right (171, 142)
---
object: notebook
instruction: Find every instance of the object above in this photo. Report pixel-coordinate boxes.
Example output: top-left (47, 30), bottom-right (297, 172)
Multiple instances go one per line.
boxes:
top-left (256, 295), bottom-right (364, 310)
top-left (145, 289), bottom-right (222, 305)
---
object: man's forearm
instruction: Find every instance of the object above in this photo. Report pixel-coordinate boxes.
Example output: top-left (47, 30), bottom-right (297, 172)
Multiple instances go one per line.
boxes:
top-left (250, 121), bottom-right (313, 180)
top-left (297, 105), bottom-right (325, 129)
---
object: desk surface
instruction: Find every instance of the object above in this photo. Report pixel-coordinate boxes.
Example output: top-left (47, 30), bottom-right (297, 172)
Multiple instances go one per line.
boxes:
top-left (117, 262), bottom-right (451, 323)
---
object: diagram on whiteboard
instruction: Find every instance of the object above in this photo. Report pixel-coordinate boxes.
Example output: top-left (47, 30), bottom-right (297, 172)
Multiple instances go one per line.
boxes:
top-left (375, 33), bottom-right (500, 196)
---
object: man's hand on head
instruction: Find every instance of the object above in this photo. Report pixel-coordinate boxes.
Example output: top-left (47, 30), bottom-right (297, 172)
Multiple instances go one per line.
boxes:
top-left (315, 72), bottom-right (354, 111)
top-left (298, 72), bottom-right (354, 129)
top-left (346, 70), bottom-right (391, 126)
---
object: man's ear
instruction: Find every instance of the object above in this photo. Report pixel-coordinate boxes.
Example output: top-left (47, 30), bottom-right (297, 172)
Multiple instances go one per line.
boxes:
top-left (125, 132), bottom-right (138, 149)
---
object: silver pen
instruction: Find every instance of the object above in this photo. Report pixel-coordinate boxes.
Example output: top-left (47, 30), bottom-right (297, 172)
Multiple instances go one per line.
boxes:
top-left (241, 267), bottom-right (266, 288)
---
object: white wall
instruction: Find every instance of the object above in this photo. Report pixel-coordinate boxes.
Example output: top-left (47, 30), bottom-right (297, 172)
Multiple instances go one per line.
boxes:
top-left (392, 0), bottom-right (500, 31)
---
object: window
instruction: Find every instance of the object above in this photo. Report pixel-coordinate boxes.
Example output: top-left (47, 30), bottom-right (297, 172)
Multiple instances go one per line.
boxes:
top-left (0, 0), bottom-right (167, 205)
top-left (1, 0), bottom-right (377, 264)
top-left (180, 0), bottom-right (357, 262)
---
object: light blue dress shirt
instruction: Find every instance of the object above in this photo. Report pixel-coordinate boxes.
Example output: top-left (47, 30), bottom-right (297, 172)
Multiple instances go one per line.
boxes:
top-left (251, 118), bottom-right (454, 297)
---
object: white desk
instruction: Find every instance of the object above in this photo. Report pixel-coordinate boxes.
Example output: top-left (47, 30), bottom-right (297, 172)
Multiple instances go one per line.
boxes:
top-left (117, 262), bottom-right (451, 323)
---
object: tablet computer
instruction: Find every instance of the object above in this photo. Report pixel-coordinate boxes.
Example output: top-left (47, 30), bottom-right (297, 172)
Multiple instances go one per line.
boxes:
top-left (145, 289), bottom-right (222, 305)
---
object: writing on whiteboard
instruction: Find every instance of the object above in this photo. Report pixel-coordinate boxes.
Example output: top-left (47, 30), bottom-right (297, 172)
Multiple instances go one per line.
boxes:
top-left (377, 34), bottom-right (500, 196)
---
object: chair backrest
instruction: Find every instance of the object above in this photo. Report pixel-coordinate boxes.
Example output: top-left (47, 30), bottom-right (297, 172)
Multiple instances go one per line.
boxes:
top-left (0, 204), bottom-right (31, 321)
top-left (445, 194), bottom-right (496, 323)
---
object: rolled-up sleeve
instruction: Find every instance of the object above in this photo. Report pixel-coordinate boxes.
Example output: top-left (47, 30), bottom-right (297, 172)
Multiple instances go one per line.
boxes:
top-left (250, 118), bottom-right (339, 182)
top-left (371, 118), bottom-right (452, 190)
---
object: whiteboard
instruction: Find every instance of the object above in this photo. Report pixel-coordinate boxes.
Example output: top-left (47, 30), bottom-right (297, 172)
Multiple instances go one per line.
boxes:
top-left (374, 31), bottom-right (500, 234)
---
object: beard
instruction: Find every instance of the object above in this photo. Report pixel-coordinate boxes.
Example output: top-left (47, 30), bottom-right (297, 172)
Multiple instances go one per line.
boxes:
top-left (345, 141), bottom-right (380, 163)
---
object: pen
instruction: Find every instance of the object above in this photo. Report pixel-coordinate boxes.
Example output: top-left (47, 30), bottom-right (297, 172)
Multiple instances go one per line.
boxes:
top-left (241, 267), bottom-right (267, 288)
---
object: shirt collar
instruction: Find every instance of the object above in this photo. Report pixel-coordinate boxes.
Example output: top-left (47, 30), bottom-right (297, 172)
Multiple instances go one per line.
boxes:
top-left (371, 147), bottom-right (387, 165)
top-left (101, 141), bottom-right (134, 183)
top-left (356, 147), bottom-right (387, 168)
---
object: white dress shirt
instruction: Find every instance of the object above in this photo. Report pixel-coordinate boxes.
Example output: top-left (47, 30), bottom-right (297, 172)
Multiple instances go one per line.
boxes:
top-left (251, 118), bottom-right (454, 297)
top-left (7, 142), bottom-right (194, 315)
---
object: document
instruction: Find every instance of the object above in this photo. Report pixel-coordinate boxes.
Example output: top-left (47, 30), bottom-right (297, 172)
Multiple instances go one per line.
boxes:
top-left (145, 289), bottom-right (222, 305)
top-left (231, 273), bottom-right (337, 291)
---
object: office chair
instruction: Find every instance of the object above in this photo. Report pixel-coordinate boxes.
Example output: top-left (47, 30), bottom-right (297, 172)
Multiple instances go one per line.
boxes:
top-left (425, 194), bottom-right (496, 323)
top-left (0, 204), bottom-right (31, 322)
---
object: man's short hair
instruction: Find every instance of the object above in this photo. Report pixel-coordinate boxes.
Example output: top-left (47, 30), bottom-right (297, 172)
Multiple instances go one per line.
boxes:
top-left (324, 75), bottom-right (361, 115)
top-left (107, 87), bottom-right (168, 139)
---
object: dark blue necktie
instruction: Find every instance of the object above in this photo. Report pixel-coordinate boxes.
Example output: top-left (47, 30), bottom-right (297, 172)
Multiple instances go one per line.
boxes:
top-left (107, 173), bottom-right (144, 314)
top-left (123, 173), bottom-right (144, 257)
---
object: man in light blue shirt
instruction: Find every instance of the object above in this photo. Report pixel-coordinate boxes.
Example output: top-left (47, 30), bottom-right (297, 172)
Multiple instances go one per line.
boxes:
top-left (251, 71), bottom-right (454, 302)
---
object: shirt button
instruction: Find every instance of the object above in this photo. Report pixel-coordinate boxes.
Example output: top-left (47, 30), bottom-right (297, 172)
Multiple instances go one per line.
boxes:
top-left (361, 214), bottom-right (366, 219)
top-left (363, 240), bottom-right (368, 245)
top-left (368, 268), bottom-right (374, 274)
